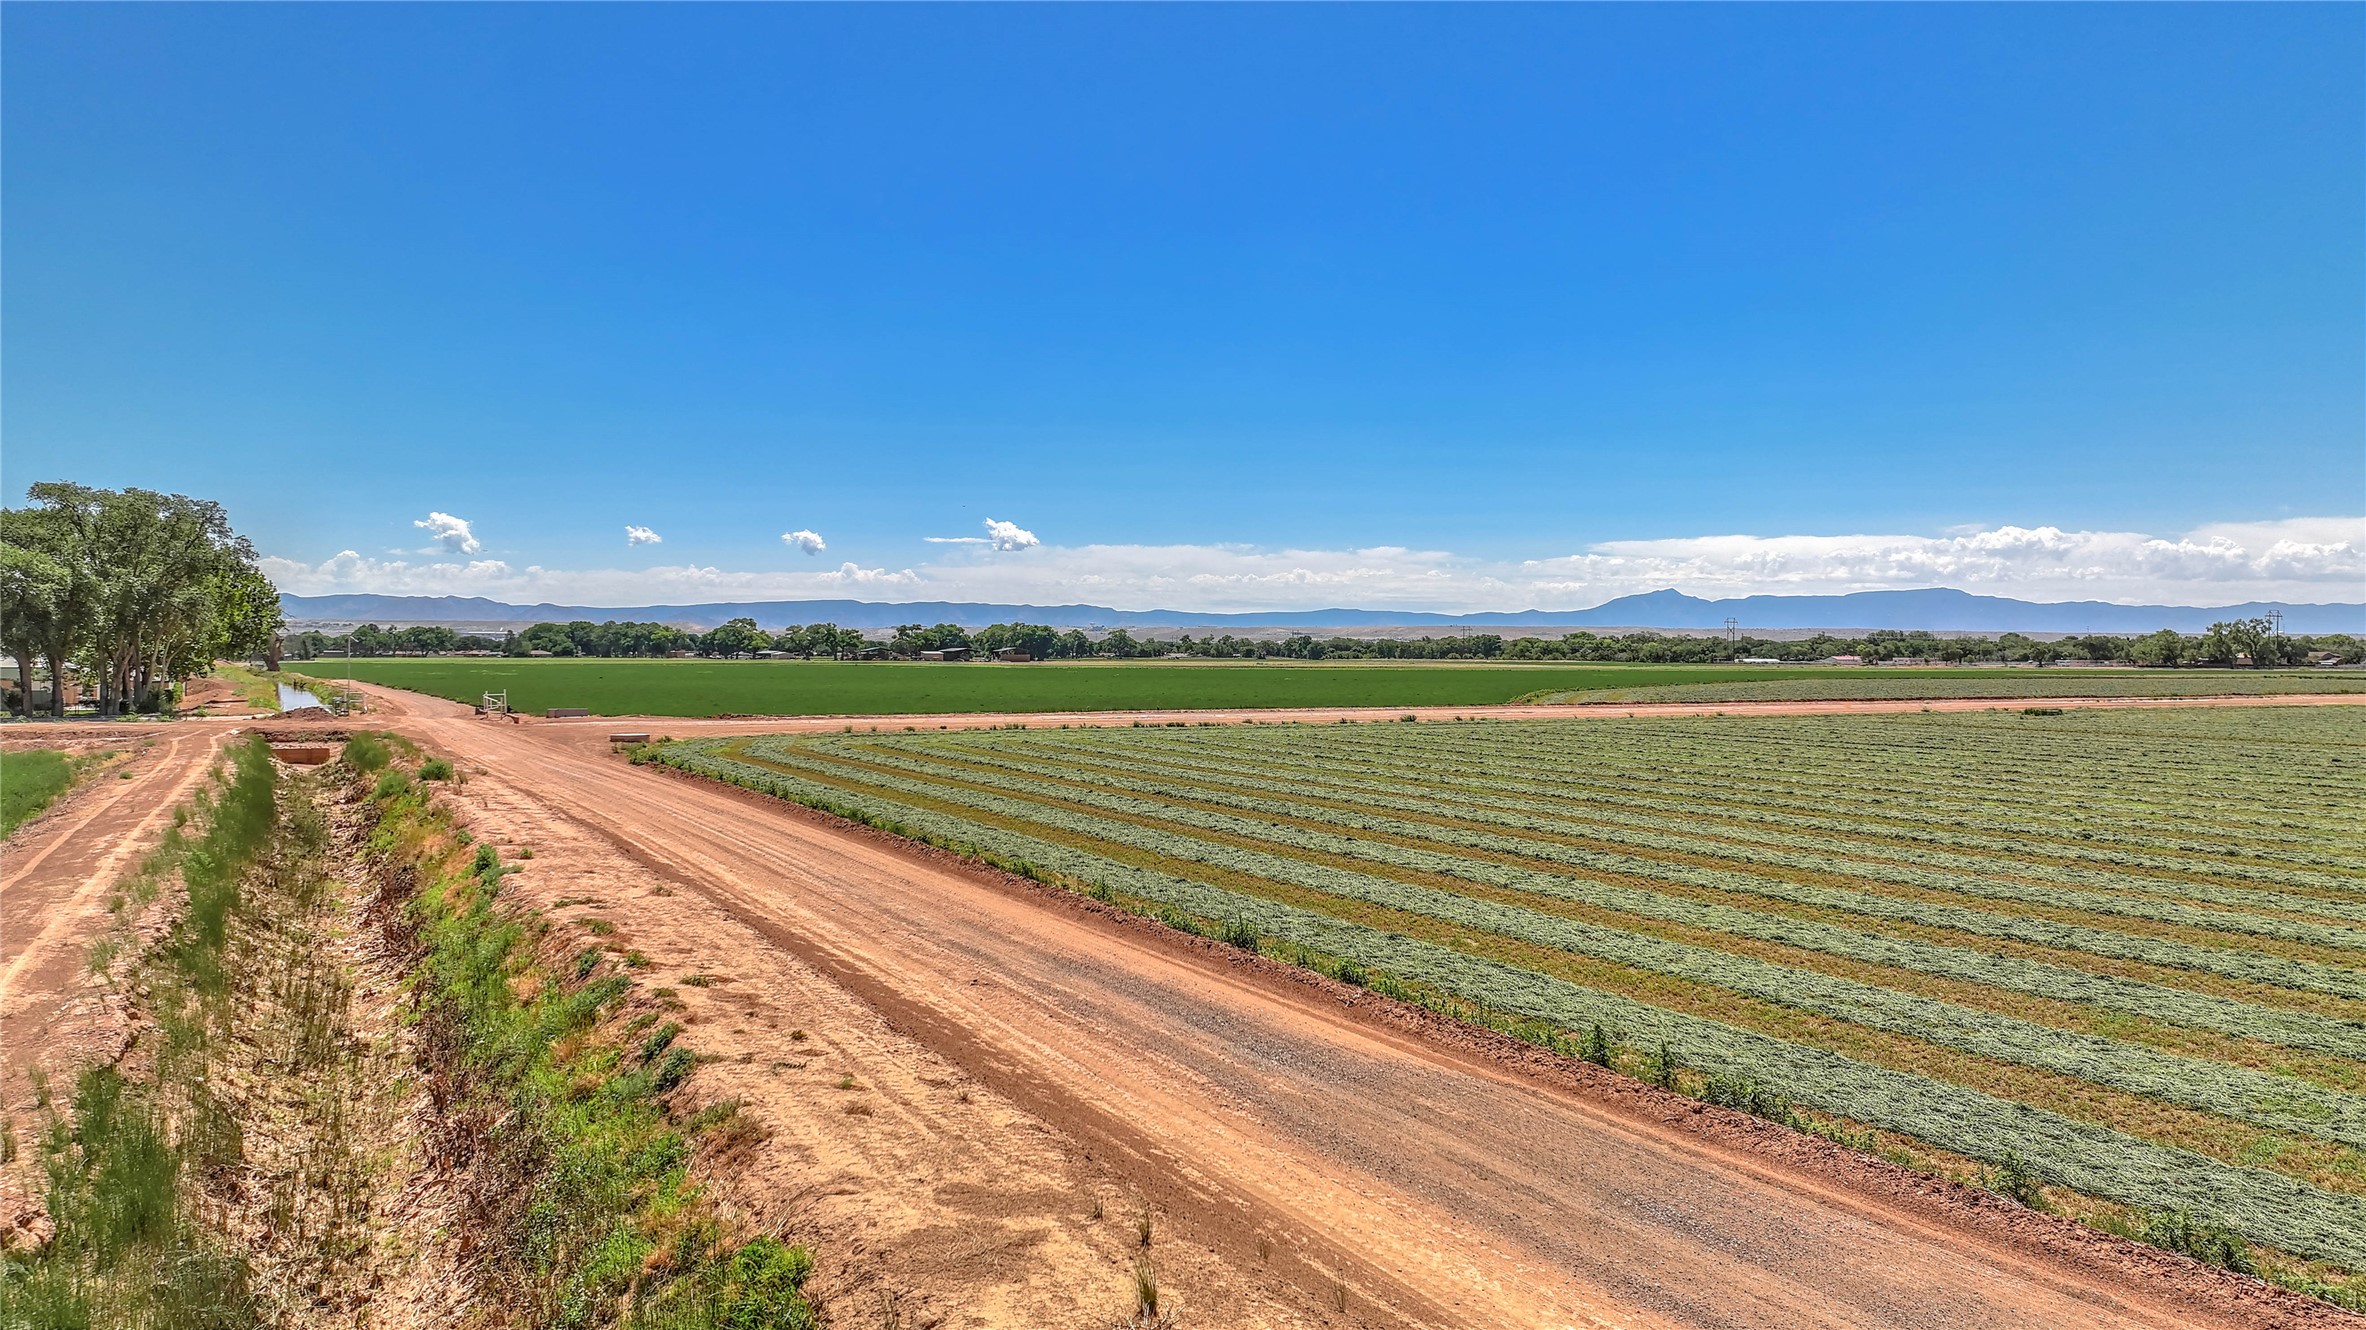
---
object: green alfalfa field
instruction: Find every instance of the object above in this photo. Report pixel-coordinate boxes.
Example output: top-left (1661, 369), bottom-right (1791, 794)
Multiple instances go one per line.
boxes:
top-left (301, 656), bottom-right (2317, 717)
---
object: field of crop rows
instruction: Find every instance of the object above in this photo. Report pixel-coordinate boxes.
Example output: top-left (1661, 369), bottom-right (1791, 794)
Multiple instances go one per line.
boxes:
top-left (655, 705), bottom-right (2366, 1268)
top-left (1523, 670), bottom-right (2366, 706)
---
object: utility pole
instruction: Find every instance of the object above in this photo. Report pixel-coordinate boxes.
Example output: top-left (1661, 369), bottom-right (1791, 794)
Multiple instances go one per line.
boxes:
top-left (1724, 617), bottom-right (1738, 645)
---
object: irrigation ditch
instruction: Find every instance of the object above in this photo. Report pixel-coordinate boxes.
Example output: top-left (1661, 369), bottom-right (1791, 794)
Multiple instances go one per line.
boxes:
top-left (0, 734), bottom-right (817, 1329)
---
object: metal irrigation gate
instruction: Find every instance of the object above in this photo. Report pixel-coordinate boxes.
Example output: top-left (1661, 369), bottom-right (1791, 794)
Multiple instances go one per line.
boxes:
top-left (482, 690), bottom-right (509, 718)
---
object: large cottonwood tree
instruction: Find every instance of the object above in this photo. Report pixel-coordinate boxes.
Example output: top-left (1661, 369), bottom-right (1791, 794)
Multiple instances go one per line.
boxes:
top-left (0, 482), bottom-right (284, 715)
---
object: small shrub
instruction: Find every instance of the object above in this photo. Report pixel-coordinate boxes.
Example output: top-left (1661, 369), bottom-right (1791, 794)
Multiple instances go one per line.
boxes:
top-left (1647, 1040), bottom-right (1677, 1089)
top-left (1582, 1022), bottom-right (1613, 1068)
top-left (340, 734), bottom-right (391, 772)
top-left (418, 757), bottom-right (455, 782)
top-left (1700, 1072), bottom-right (1795, 1125)
top-left (2141, 1209), bottom-right (2255, 1274)
top-left (371, 769), bottom-right (410, 799)
top-left (1984, 1149), bottom-right (2051, 1211)
top-left (639, 1022), bottom-right (684, 1063)
top-left (1334, 960), bottom-right (1368, 988)
top-left (651, 1046), bottom-right (697, 1092)
top-left (1218, 916), bottom-right (1260, 951)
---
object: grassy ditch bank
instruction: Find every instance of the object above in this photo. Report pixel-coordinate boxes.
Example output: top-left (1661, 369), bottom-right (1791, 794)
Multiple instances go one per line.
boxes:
top-left (0, 735), bottom-right (819, 1329)
top-left (350, 734), bottom-right (817, 1328)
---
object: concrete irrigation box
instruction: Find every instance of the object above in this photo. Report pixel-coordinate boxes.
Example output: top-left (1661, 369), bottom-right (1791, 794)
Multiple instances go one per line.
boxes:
top-left (546, 707), bottom-right (592, 718)
top-left (608, 733), bottom-right (652, 745)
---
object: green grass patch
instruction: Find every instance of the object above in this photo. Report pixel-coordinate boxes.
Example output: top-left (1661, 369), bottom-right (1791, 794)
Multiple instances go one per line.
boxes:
top-left (319, 656), bottom-right (1972, 717)
top-left (1, 748), bottom-right (88, 839)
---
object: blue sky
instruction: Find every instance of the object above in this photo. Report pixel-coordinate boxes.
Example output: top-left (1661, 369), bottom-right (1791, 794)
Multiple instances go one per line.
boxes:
top-left (5, 5), bottom-right (2360, 610)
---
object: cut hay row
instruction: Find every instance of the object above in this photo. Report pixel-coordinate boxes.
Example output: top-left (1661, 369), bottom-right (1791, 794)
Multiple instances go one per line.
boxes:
top-left (770, 738), bottom-right (2366, 998)
top-left (751, 742), bottom-right (2366, 1153)
top-left (1175, 718), bottom-right (2366, 862)
top-left (974, 733), bottom-right (2366, 919)
top-left (814, 738), bottom-right (2366, 1058)
top-left (1525, 672), bottom-right (2366, 706)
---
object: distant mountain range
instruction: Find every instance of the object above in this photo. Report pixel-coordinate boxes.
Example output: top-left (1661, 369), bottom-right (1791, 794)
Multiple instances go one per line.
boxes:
top-left (278, 589), bottom-right (2366, 635)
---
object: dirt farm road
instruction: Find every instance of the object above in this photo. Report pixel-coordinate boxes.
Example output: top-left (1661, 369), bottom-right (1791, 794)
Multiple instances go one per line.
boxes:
top-left (0, 731), bottom-right (228, 1102)
top-left (341, 682), bottom-right (2351, 1330)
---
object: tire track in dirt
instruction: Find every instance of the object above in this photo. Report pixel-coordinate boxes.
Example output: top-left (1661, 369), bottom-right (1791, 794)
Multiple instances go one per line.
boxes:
top-left (0, 730), bottom-right (231, 1245)
top-left (390, 701), bottom-right (2339, 1330)
top-left (1, 732), bottom-right (227, 1065)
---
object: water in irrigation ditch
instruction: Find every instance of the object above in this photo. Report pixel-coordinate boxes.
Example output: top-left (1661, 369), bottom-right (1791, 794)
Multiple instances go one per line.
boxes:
top-left (276, 683), bottom-right (328, 712)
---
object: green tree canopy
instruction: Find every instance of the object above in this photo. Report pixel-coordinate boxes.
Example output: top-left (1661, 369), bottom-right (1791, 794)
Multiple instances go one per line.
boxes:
top-left (1, 482), bottom-right (281, 715)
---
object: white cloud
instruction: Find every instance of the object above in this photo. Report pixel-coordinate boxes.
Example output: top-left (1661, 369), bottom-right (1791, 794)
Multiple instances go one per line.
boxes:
top-left (1534, 521), bottom-right (2364, 602)
top-left (625, 525), bottom-right (663, 546)
top-left (782, 529), bottom-right (827, 556)
top-left (414, 511), bottom-right (480, 555)
top-left (263, 516), bottom-right (2364, 614)
top-left (819, 561), bottom-right (920, 586)
top-left (927, 518), bottom-right (1040, 551)
top-left (984, 518), bottom-right (1039, 552)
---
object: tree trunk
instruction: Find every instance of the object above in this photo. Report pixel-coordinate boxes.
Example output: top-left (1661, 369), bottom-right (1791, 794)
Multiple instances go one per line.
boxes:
top-left (11, 654), bottom-right (29, 716)
top-left (42, 645), bottom-right (66, 718)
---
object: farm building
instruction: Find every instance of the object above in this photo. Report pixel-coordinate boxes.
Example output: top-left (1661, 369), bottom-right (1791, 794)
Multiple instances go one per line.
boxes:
top-left (991, 648), bottom-right (1033, 663)
top-left (1, 657), bottom-right (81, 713)
top-left (919, 647), bottom-right (972, 662)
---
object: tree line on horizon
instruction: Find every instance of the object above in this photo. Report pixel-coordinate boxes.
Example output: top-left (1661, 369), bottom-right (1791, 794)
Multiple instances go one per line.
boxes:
top-left (284, 616), bottom-right (2364, 667)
